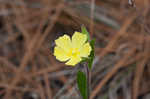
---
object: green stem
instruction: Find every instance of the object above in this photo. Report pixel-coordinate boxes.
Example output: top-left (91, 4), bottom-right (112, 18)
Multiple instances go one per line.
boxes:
top-left (85, 64), bottom-right (91, 99)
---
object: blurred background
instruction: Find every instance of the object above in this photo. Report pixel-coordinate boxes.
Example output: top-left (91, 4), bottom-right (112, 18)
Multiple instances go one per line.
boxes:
top-left (0, 0), bottom-right (150, 99)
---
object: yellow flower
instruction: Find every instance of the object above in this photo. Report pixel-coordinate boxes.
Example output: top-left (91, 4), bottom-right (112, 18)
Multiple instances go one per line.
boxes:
top-left (54, 32), bottom-right (92, 66)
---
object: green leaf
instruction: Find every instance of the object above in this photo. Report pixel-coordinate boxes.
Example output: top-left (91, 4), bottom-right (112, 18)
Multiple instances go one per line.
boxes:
top-left (88, 39), bottom-right (95, 69)
top-left (80, 57), bottom-right (88, 63)
top-left (81, 25), bottom-right (95, 69)
top-left (77, 71), bottom-right (87, 99)
top-left (81, 25), bottom-right (90, 41)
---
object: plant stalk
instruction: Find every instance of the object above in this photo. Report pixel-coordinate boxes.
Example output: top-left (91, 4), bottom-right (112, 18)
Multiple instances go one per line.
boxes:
top-left (85, 64), bottom-right (91, 99)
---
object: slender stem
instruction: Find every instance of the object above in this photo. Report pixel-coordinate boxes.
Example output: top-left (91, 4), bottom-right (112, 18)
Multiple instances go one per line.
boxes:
top-left (85, 64), bottom-right (91, 99)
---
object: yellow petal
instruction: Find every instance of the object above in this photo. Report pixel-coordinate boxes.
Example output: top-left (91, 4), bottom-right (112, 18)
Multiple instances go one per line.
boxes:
top-left (65, 56), bottom-right (81, 66)
top-left (79, 42), bottom-right (92, 57)
top-left (72, 32), bottom-right (87, 49)
top-left (54, 46), bottom-right (70, 61)
top-left (55, 34), bottom-right (72, 53)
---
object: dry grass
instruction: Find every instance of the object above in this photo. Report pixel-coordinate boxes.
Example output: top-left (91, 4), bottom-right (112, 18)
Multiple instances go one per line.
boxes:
top-left (0, 0), bottom-right (150, 99)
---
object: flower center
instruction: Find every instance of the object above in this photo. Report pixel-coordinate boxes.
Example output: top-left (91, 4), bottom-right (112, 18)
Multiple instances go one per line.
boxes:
top-left (68, 48), bottom-right (80, 58)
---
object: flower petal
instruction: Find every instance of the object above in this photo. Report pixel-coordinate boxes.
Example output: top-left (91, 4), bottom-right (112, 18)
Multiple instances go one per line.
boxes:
top-left (72, 32), bottom-right (87, 49)
top-left (54, 46), bottom-right (70, 62)
top-left (65, 56), bottom-right (81, 66)
top-left (79, 42), bottom-right (92, 57)
top-left (55, 34), bottom-right (72, 53)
